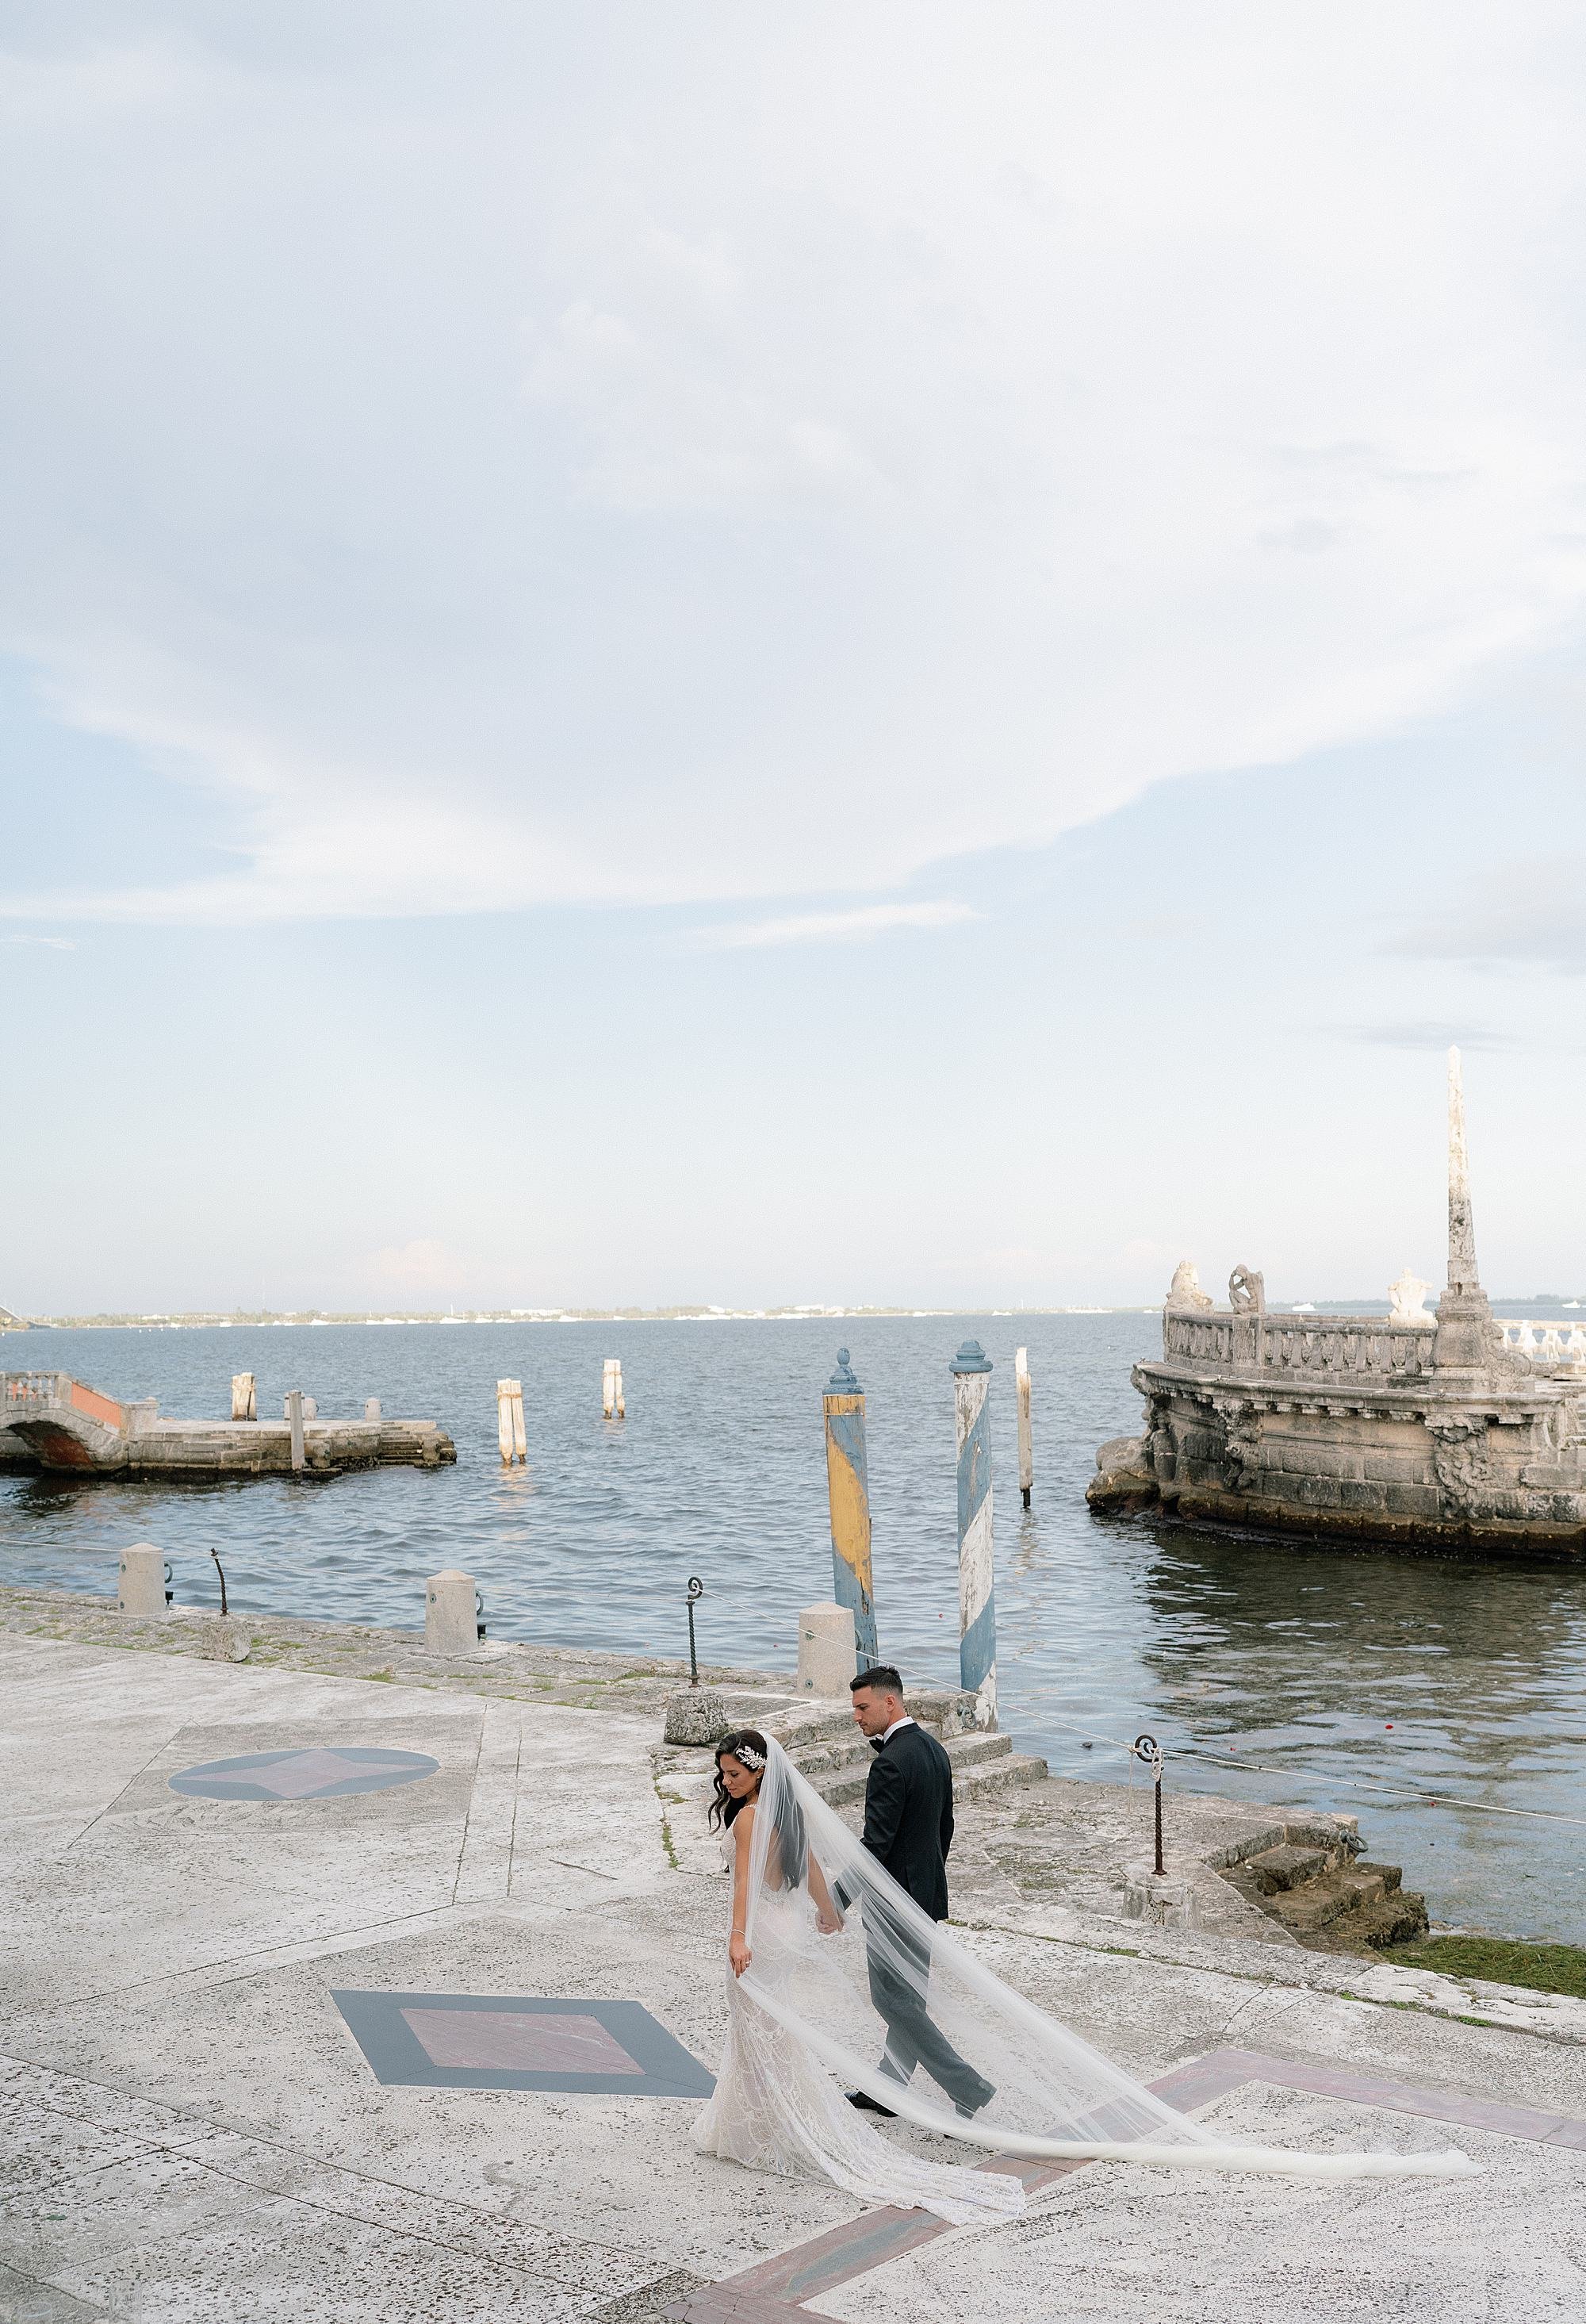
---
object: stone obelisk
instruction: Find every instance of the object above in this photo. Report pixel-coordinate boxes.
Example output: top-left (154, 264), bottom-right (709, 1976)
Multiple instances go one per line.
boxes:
top-left (1431, 1046), bottom-right (1501, 1371)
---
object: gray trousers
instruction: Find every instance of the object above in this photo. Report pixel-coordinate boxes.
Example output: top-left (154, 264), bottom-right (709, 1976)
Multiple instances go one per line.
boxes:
top-left (864, 1919), bottom-right (990, 2111)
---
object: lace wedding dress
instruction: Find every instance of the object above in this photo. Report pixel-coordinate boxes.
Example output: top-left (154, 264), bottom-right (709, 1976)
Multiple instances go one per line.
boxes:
top-left (692, 1830), bottom-right (1025, 2226)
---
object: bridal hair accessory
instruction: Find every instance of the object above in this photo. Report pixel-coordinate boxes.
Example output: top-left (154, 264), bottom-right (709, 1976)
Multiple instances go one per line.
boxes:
top-left (732, 1742), bottom-right (766, 1770)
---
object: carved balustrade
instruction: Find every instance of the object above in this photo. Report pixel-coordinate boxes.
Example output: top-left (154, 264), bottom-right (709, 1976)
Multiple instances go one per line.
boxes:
top-left (2, 1371), bottom-right (70, 1406)
top-left (1496, 1320), bottom-right (1586, 1368)
top-left (1161, 1311), bottom-right (1432, 1381)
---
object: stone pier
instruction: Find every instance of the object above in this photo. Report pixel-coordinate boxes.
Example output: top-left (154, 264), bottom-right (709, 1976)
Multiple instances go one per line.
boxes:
top-left (1092, 1053), bottom-right (1586, 1558)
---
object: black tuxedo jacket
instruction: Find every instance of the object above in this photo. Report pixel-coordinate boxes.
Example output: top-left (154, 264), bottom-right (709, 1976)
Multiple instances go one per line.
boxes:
top-left (860, 1720), bottom-right (955, 1922)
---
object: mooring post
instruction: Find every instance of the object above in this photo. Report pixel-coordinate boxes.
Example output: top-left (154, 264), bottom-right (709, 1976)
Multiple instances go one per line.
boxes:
top-left (798, 1601), bottom-right (857, 1696)
top-left (426, 1568), bottom-right (481, 1655)
top-left (231, 1372), bottom-right (256, 1421)
top-left (285, 1389), bottom-right (305, 1471)
top-left (1134, 1733), bottom-right (1165, 1876)
top-left (822, 1349), bottom-right (878, 1668)
top-left (117, 1542), bottom-right (167, 1619)
top-left (685, 1575), bottom-right (705, 1685)
top-left (496, 1379), bottom-right (526, 1463)
top-left (602, 1358), bottom-right (626, 1419)
top-left (364, 1397), bottom-right (381, 1422)
top-left (1015, 1345), bottom-right (1033, 1509)
top-left (949, 1339), bottom-right (997, 1726)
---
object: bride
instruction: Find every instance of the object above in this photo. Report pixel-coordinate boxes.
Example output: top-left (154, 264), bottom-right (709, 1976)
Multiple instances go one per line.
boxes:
top-left (693, 1728), bottom-right (1479, 2225)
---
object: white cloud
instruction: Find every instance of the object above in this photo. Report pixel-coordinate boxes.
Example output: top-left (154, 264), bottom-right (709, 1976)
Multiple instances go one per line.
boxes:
top-left (695, 899), bottom-right (977, 949)
top-left (2, 5), bottom-right (1584, 925)
top-left (0, 934), bottom-right (75, 948)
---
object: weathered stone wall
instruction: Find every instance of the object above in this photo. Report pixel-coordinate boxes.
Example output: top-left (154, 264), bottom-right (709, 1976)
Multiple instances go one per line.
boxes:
top-left (1093, 1321), bottom-right (1586, 1557)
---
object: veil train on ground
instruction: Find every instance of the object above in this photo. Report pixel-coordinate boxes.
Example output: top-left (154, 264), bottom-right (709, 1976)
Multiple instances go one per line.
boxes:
top-left (739, 1737), bottom-right (1479, 2182)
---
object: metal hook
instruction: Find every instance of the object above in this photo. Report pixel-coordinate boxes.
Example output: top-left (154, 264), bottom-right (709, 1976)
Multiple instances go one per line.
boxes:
top-left (1133, 1732), bottom-right (1165, 1876)
top-left (685, 1575), bottom-right (705, 1686)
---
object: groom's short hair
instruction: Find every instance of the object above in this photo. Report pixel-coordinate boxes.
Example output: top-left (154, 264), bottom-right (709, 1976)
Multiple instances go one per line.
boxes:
top-left (852, 1665), bottom-right (904, 1697)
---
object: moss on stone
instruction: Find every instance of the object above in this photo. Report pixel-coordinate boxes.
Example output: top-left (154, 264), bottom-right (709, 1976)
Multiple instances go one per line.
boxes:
top-left (1384, 1935), bottom-right (1586, 1999)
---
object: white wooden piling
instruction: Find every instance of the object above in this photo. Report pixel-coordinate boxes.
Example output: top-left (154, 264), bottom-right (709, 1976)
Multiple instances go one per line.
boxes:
top-left (231, 1372), bottom-right (256, 1421)
top-left (285, 1389), bottom-right (305, 1471)
top-left (496, 1379), bottom-right (527, 1463)
top-left (603, 1358), bottom-right (626, 1419)
top-left (117, 1542), bottom-right (167, 1618)
top-left (1016, 1345), bottom-right (1033, 1509)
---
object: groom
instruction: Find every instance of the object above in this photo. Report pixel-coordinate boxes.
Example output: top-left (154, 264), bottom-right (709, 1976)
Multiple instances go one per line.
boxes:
top-left (843, 1665), bottom-right (995, 2120)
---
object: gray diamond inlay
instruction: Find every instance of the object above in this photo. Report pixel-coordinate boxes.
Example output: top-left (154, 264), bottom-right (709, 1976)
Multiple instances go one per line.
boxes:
top-left (170, 1746), bottom-right (441, 1801)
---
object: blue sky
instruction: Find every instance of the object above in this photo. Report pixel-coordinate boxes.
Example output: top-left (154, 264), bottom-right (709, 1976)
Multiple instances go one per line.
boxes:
top-left (4, 4), bottom-right (1585, 1313)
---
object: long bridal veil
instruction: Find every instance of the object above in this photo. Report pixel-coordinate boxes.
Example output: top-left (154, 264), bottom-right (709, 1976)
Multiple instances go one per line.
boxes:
top-left (740, 1739), bottom-right (1478, 2180)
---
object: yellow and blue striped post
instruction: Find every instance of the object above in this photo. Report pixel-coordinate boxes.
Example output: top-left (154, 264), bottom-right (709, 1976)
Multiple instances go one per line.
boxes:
top-left (949, 1339), bottom-right (996, 1726)
top-left (822, 1348), bottom-right (878, 1667)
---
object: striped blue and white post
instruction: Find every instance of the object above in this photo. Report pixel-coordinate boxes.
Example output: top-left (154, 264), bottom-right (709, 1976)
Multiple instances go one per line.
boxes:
top-left (948, 1339), bottom-right (997, 1727)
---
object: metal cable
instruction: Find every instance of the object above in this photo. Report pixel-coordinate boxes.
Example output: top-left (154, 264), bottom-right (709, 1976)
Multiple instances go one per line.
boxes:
top-left (1032, 1712), bottom-right (1586, 1829)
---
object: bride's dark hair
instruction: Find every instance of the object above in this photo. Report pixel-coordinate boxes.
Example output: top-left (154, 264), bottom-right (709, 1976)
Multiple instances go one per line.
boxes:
top-left (710, 1729), bottom-right (806, 1890)
top-left (709, 1730), bottom-right (769, 1830)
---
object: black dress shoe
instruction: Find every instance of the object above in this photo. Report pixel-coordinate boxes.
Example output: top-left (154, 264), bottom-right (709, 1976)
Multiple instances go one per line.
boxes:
top-left (955, 2084), bottom-right (995, 2119)
top-left (846, 2089), bottom-right (897, 2117)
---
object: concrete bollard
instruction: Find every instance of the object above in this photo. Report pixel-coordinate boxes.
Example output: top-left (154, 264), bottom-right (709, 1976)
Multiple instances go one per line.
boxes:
top-left (426, 1568), bottom-right (481, 1655)
top-left (602, 1358), bottom-right (626, 1419)
top-left (496, 1379), bottom-right (527, 1463)
top-left (364, 1397), bottom-right (381, 1421)
top-left (822, 1349), bottom-right (879, 1667)
top-left (302, 1395), bottom-right (318, 1421)
top-left (949, 1340), bottom-right (998, 1727)
top-left (798, 1601), bottom-right (857, 1696)
top-left (285, 1389), bottom-right (305, 1471)
top-left (232, 1372), bottom-right (256, 1421)
top-left (664, 1687), bottom-right (728, 1746)
top-left (118, 1543), bottom-right (168, 1618)
top-left (1015, 1346), bottom-right (1033, 1509)
top-left (1122, 1868), bottom-right (1200, 1931)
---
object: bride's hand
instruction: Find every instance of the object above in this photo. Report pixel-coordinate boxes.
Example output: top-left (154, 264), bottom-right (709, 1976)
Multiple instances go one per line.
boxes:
top-left (815, 1906), bottom-right (843, 1936)
top-left (729, 1933), bottom-right (752, 1977)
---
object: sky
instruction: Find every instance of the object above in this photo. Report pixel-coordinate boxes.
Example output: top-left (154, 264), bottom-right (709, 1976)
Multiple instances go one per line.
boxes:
top-left (3, 2), bottom-right (1586, 1314)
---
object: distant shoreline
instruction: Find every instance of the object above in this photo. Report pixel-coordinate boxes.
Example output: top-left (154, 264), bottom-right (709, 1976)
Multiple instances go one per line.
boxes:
top-left (6, 1295), bottom-right (1583, 1332)
top-left (2, 1305), bottom-right (1159, 1331)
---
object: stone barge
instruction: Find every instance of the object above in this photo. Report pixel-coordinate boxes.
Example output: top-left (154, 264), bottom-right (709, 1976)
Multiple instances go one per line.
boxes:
top-left (1091, 1051), bottom-right (1586, 1559)
top-left (0, 1370), bottom-right (454, 1478)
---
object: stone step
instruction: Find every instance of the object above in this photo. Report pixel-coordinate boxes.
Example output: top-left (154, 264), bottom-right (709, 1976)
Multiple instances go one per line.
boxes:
top-left (1362, 1889), bottom-right (1429, 1949)
top-left (1355, 1858), bottom-right (1403, 1896)
top-left (809, 1733), bottom-right (1048, 1808)
top-left (1243, 1843), bottom-right (1331, 1896)
top-left (1297, 1888), bottom-right (1430, 1956)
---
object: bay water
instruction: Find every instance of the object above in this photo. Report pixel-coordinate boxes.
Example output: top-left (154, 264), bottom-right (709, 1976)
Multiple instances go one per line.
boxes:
top-left (5, 1313), bottom-right (1585, 1942)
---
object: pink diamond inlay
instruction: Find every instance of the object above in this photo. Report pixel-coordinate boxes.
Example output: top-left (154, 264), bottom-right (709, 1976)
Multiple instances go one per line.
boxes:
top-left (250, 1750), bottom-right (385, 1798)
top-left (400, 2008), bottom-right (642, 2074)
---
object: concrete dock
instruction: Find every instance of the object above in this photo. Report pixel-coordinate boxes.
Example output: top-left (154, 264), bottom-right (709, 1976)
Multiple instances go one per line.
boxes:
top-left (2, 1584), bottom-right (1584, 2320)
top-left (0, 1372), bottom-right (454, 1477)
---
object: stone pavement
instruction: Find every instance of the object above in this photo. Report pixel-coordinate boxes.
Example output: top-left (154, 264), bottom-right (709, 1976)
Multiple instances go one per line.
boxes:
top-left (4, 1599), bottom-right (1586, 2321)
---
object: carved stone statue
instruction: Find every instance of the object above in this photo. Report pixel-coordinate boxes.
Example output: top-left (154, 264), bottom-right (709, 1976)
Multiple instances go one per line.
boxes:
top-left (1228, 1264), bottom-right (1266, 1317)
top-left (1387, 1269), bottom-right (1435, 1327)
top-left (1166, 1260), bottom-right (1213, 1312)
